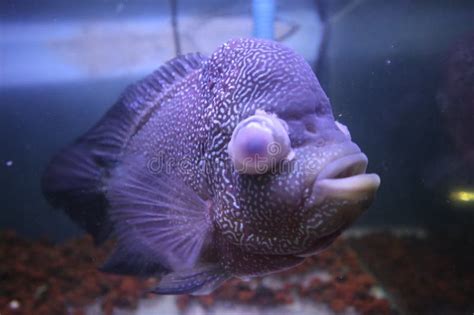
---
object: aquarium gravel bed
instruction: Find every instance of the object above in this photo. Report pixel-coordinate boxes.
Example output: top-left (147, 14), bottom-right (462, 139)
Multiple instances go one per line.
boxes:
top-left (7, 228), bottom-right (471, 315)
top-left (349, 231), bottom-right (474, 315)
top-left (0, 230), bottom-right (396, 315)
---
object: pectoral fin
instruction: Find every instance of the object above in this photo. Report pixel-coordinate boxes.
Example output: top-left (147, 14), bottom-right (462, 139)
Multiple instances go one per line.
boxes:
top-left (106, 155), bottom-right (212, 272)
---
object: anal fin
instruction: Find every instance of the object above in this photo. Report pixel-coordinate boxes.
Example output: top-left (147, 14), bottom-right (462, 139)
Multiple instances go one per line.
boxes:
top-left (100, 241), bottom-right (168, 276)
top-left (152, 265), bottom-right (230, 295)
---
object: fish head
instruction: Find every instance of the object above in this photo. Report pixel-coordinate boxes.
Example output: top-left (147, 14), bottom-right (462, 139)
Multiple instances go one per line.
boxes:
top-left (210, 39), bottom-right (380, 256)
top-left (227, 96), bottom-right (380, 256)
top-left (275, 112), bottom-right (380, 257)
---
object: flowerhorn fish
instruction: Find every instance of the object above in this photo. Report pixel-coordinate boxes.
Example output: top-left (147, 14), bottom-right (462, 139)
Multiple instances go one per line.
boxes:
top-left (42, 38), bottom-right (380, 295)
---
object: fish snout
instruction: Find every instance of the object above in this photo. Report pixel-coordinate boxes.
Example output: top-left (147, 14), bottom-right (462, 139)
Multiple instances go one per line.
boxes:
top-left (302, 152), bottom-right (380, 243)
top-left (314, 152), bottom-right (380, 205)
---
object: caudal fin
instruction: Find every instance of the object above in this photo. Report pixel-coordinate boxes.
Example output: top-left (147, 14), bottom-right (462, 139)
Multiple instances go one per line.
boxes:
top-left (41, 141), bottom-right (113, 243)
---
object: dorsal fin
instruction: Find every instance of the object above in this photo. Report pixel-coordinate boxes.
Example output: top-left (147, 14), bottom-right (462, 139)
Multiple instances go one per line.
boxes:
top-left (83, 52), bottom-right (207, 157)
top-left (42, 53), bottom-right (207, 243)
top-left (121, 52), bottom-right (205, 117)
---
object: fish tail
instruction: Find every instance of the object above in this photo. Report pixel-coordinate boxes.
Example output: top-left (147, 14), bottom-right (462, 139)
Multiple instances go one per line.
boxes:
top-left (41, 140), bottom-right (114, 243)
top-left (41, 95), bottom-right (137, 243)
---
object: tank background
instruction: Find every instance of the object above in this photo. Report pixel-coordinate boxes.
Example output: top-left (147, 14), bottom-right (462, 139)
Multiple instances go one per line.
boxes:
top-left (317, 0), bottom-right (474, 230)
top-left (1, 0), bottom-right (474, 242)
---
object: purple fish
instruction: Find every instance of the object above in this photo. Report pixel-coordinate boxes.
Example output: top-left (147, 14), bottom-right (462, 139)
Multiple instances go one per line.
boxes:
top-left (42, 38), bottom-right (380, 295)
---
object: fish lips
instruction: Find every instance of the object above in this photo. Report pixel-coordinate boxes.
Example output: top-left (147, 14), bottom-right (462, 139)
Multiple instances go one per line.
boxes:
top-left (299, 153), bottom-right (380, 257)
top-left (314, 152), bottom-right (380, 205)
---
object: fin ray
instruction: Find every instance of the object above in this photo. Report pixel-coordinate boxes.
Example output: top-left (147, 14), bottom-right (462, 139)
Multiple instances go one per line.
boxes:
top-left (107, 155), bottom-right (212, 271)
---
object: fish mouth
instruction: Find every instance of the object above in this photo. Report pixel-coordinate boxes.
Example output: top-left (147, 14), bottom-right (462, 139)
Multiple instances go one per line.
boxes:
top-left (315, 152), bottom-right (380, 202)
top-left (301, 166), bottom-right (379, 251)
top-left (298, 153), bottom-right (380, 257)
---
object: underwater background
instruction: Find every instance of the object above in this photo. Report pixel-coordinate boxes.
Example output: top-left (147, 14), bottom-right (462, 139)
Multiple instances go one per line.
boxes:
top-left (1, 0), bottom-right (473, 314)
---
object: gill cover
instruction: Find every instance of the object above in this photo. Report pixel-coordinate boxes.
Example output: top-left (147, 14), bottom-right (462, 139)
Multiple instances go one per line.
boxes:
top-left (228, 110), bottom-right (294, 174)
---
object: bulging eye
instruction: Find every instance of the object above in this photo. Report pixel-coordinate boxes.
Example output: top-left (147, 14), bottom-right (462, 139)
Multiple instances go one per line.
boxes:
top-left (228, 110), bottom-right (294, 174)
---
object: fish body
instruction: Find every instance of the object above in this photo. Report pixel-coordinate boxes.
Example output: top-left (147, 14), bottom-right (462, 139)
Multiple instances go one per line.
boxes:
top-left (42, 38), bottom-right (380, 294)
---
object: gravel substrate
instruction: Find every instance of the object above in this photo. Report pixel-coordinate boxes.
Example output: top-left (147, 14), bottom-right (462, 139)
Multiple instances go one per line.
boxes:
top-left (0, 230), bottom-right (396, 315)
top-left (349, 231), bottom-right (474, 315)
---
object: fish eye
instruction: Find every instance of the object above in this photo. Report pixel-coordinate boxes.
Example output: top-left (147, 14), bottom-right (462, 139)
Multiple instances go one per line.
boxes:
top-left (228, 110), bottom-right (294, 174)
